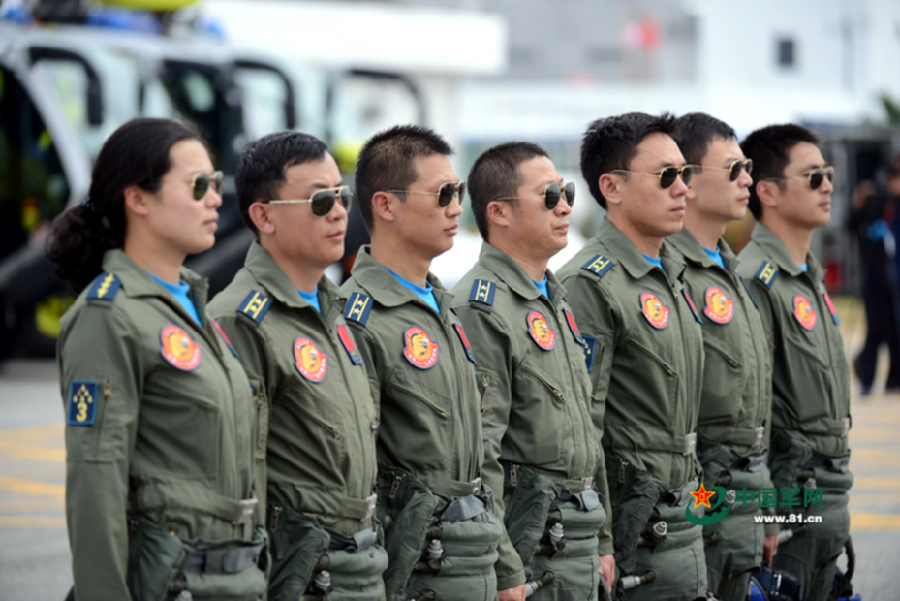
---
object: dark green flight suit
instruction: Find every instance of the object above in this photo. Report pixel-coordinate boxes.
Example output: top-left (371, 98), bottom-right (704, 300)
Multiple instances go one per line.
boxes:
top-left (737, 224), bottom-right (852, 601)
top-left (557, 219), bottom-right (707, 601)
top-left (208, 242), bottom-right (387, 601)
top-left (451, 241), bottom-right (611, 600)
top-left (668, 229), bottom-right (778, 601)
top-left (59, 250), bottom-right (266, 601)
top-left (340, 246), bottom-right (507, 601)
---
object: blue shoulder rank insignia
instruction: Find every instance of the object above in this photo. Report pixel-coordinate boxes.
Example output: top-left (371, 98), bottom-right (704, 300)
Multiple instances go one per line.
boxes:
top-left (469, 279), bottom-right (496, 306)
top-left (344, 292), bottom-right (373, 326)
top-left (238, 290), bottom-right (271, 325)
top-left (67, 380), bottom-right (99, 426)
top-left (582, 335), bottom-right (597, 372)
top-left (87, 273), bottom-right (121, 301)
top-left (581, 255), bottom-right (614, 278)
top-left (754, 261), bottom-right (778, 289)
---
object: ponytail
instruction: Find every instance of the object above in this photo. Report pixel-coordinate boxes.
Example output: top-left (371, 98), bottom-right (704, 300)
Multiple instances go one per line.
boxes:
top-left (46, 118), bottom-right (197, 293)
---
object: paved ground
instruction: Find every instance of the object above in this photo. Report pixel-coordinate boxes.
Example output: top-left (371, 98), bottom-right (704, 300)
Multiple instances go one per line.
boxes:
top-left (0, 298), bottom-right (897, 600)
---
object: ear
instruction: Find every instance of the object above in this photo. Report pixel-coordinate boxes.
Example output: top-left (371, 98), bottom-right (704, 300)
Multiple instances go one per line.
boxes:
top-left (486, 200), bottom-right (511, 230)
top-left (123, 184), bottom-right (150, 217)
top-left (598, 174), bottom-right (623, 207)
top-left (371, 191), bottom-right (395, 224)
top-left (756, 180), bottom-right (779, 208)
top-left (249, 202), bottom-right (276, 235)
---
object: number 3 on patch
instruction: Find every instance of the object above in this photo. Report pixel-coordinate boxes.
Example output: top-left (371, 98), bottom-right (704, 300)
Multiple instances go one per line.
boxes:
top-left (67, 380), bottom-right (98, 426)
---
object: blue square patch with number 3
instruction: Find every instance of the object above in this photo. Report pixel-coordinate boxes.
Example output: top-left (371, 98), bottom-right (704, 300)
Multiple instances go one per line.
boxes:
top-left (67, 381), bottom-right (98, 426)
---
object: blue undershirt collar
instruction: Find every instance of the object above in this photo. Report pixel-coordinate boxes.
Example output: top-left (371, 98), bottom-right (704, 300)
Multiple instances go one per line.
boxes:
top-left (148, 272), bottom-right (200, 325)
top-left (387, 268), bottom-right (440, 314)
top-left (297, 287), bottom-right (321, 313)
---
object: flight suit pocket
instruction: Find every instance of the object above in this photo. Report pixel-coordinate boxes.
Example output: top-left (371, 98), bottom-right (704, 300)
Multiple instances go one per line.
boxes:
top-left (383, 381), bottom-right (451, 472)
top-left (618, 337), bottom-right (677, 425)
top-left (699, 337), bottom-right (743, 423)
top-left (509, 364), bottom-right (565, 465)
top-left (785, 329), bottom-right (830, 423)
top-left (250, 379), bottom-right (268, 462)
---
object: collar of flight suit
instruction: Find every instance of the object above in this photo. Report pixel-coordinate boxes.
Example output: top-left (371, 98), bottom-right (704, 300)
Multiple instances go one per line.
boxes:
top-left (477, 240), bottom-right (567, 305)
top-left (750, 222), bottom-right (825, 281)
top-left (101, 248), bottom-right (209, 320)
top-left (243, 240), bottom-right (343, 313)
top-left (351, 245), bottom-right (451, 309)
top-left (595, 217), bottom-right (688, 282)
top-left (668, 227), bottom-right (740, 272)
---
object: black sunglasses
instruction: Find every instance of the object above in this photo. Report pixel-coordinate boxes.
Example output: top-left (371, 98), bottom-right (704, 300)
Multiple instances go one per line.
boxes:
top-left (610, 165), bottom-right (694, 189)
top-left (767, 166), bottom-right (834, 191)
top-left (190, 171), bottom-right (224, 201)
top-left (267, 185), bottom-right (353, 216)
top-left (387, 181), bottom-right (466, 208)
top-left (700, 159), bottom-right (753, 182)
top-left (495, 181), bottom-right (576, 210)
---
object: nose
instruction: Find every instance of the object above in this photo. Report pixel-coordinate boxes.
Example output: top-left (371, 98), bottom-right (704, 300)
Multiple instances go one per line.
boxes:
top-left (820, 173), bottom-right (834, 194)
top-left (205, 187), bottom-right (223, 209)
top-left (554, 195), bottom-right (572, 216)
top-left (329, 197), bottom-right (349, 221)
top-left (446, 194), bottom-right (463, 218)
top-left (737, 168), bottom-right (754, 189)
top-left (670, 174), bottom-right (689, 197)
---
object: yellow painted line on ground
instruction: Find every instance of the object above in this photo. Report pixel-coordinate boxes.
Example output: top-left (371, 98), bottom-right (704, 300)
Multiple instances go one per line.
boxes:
top-left (849, 491), bottom-right (900, 506)
top-left (846, 428), bottom-right (900, 443)
top-left (0, 498), bottom-right (65, 512)
top-left (852, 476), bottom-right (900, 491)
top-left (850, 448), bottom-right (900, 462)
top-left (851, 511), bottom-right (900, 530)
top-left (0, 440), bottom-right (65, 462)
top-left (0, 515), bottom-right (66, 529)
top-left (0, 422), bottom-right (64, 440)
top-left (0, 475), bottom-right (64, 497)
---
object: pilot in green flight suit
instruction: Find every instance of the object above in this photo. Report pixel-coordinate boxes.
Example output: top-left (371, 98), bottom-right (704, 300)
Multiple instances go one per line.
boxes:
top-left (450, 141), bottom-right (614, 600)
top-left (737, 124), bottom-right (852, 601)
top-left (208, 132), bottom-right (386, 601)
top-left (341, 125), bottom-right (510, 601)
top-left (669, 112), bottom-right (780, 601)
top-left (558, 112), bottom-right (706, 601)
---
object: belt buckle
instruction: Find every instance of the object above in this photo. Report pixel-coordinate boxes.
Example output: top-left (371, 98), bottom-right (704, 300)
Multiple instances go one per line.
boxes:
top-left (470, 477), bottom-right (482, 495)
top-left (233, 498), bottom-right (257, 525)
top-left (683, 432), bottom-right (697, 456)
top-left (364, 493), bottom-right (378, 522)
top-left (582, 476), bottom-right (593, 491)
top-left (754, 426), bottom-right (764, 448)
top-left (842, 418), bottom-right (850, 438)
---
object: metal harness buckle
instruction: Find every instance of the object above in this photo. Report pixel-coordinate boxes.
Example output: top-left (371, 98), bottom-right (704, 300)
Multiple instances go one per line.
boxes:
top-left (470, 477), bottom-right (482, 495)
top-left (233, 498), bottom-right (258, 525)
top-left (683, 432), bottom-right (697, 456)
top-left (754, 426), bottom-right (765, 448)
top-left (364, 493), bottom-right (378, 522)
top-left (581, 476), bottom-right (594, 491)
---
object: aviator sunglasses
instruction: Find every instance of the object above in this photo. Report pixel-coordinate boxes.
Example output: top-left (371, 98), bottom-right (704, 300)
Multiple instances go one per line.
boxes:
top-left (387, 181), bottom-right (466, 207)
top-left (767, 166), bottom-right (834, 191)
top-left (267, 185), bottom-right (353, 216)
top-left (610, 165), bottom-right (694, 189)
top-left (190, 171), bottom-right (225, 200)
top-left (495, 181), bottom-right (576, 210)
top-left (699, 158), bottom-right (753, 181)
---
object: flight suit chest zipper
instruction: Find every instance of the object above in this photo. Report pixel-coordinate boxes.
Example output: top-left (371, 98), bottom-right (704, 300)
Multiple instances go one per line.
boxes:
top-left (554, 306), bottom-right (593, 477)
top-left (331, 332), bottom-right (374, 496)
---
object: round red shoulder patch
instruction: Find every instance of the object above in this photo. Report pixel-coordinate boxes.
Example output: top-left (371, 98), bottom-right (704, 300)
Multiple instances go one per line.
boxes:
top-left (703, 286), bottom-right (734, 325)
top-left (160, 325), bottom-right (202, 371)
top-left (294, 337), bottom-right (328, 382)
top-left (403, 326), bottom-right (440, 369)
top-left (792, 294), bottom-right (818, 331)
top-left (526, 310), bottom-right (556, 350)
top-left (639, 291), bottom-right (669, 329)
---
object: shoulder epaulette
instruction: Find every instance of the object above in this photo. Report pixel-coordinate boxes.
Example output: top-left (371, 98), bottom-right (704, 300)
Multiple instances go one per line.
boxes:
top-left (237, 290), bottom-right (271, 325)
top-left (581, 255), bottom-right (615, 278)
top-left (754, 261), bottom-right (778, 289)
top-left (86, 272), bottom-right (121, 301)
top-left (343, 291), bottom-right (373, 326)
top-left (469, 279), bottom-right (496, 306)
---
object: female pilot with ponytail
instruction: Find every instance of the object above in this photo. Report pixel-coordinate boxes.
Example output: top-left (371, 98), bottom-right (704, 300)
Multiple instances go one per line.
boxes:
top-left (48, 118), bottom-right (267, 601)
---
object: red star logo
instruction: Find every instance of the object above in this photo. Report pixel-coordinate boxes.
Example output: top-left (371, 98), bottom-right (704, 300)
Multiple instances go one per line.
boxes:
top-left (690, 483), bottom-right (715, 509)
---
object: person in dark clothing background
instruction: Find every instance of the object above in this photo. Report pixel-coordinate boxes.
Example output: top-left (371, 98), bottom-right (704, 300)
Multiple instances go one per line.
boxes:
top-left (848, 161), bottom-right (900, 394)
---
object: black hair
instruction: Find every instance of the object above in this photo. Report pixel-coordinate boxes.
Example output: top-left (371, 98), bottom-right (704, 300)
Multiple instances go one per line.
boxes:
top-left (354, 125), bottom-right (453, 232)
top-left (235, 131), bottom-right (328, 234)
top-left (46, 118), bottom-right (197, 293)
top-left (467, 141), bottom-right (548, 240)
top-left (580, 112), bottom-right (679, 208)
top-left (740, 124), bottom-right (821, 219)
top-left (675, 112), bottom-right (737, 165)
